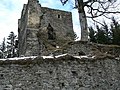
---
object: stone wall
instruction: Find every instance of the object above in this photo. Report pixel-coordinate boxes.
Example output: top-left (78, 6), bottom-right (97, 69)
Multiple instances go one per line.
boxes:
top-left (18, 0), bottom-right (74, 56)
top-left (41, 7), bottom-right (74, 41)
top-left (64, 41), bottom-right (120, 56)
top-left (18, 4), bottom-right (28, 56)
top-left (0, 56), bottom-right (120, 90)
top-left (26, 41), bottom-right (120, 57)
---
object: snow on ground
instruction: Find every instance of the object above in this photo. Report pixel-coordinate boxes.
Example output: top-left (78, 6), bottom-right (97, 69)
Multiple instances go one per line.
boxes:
top-left (0, 56), bottom-right (37, 61)
top-left (73, 55), bottom-right (95, 59)
top-left (0, 54), bottom-right (96, 61)
top-left (42, 56), bottom-right (54, 59)
top-left (55, 53), bottom-right (68, 58)
top-left (115, 57), bottom-right (120, 60)
top-left (41, 53), bottom-right (68, 59)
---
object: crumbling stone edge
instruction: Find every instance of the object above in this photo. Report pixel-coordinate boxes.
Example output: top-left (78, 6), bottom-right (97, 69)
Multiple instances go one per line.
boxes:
top-left (0, 54), bottom-right (119, 65)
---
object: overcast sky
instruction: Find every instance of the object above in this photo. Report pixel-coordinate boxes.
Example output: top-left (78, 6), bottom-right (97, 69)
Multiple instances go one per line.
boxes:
top-left (0, 0), bottom-right (81, 43)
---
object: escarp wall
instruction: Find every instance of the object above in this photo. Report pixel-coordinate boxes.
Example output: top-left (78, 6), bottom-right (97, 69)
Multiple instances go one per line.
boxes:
top-left (0, 56), bottom-right (120, 90)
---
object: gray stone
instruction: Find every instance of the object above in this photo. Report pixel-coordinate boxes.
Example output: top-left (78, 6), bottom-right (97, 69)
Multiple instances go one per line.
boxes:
top-left (0, 56), bottom-right (119, 90)
top-left (3, 85), bottom-right (12, 90)
top-left (18, 0), bottom-right (74, 56)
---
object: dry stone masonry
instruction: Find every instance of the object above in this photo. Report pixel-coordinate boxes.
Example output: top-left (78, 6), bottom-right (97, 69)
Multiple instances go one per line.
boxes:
top-left (12, 0), bottom-right (120, 90)
top-left (18, 0), bottom-right (74, 56)
top-left (0, 55), bottom-right (120, 90)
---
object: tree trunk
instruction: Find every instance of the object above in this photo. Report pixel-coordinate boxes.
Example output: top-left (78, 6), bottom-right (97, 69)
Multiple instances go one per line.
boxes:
top-left (77, 0), bottom-right (88, 41)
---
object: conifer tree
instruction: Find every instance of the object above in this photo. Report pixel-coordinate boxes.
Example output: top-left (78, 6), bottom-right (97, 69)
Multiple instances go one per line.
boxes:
top-left (7, 31), bottom-right (17, 58)
top-left (111, 17), bottom-right (120, 45)
top-left (89, 17), bottom-right (120, 45)
top-left (89, 27), bottom-right (96, 42)
top-left (60, 0), bottom-right (120, 41)
top-left (95, 25), bottom-right (107, 44)
top-left (0, 38), bottom-right (6, 58)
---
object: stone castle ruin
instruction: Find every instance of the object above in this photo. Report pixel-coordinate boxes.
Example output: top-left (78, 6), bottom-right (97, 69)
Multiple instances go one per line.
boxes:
top-left (18, 0), bottom-right (120, 58)
top-left (18, 0), bottom-right (74, 56)
top-left (1, 0), bottom-right (120, 89)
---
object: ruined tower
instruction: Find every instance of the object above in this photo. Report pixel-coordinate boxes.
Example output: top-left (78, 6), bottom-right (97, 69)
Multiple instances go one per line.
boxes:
top-left (18, 0), bottom-right (74, 56)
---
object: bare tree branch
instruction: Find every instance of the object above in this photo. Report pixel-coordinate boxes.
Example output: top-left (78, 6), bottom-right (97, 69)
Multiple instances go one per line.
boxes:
top-left (60, 0), bottom-right (69, 5)
top-left (92, 18), bottom-right (105, 26)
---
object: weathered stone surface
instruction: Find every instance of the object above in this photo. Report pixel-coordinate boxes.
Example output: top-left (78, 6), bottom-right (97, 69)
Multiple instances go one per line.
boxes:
top-left (64, 41), bottom-right (120, 56)
top-left (0, 56), bottom-right (120, 90)
top-left (18, 0), bottom-right (74, 56)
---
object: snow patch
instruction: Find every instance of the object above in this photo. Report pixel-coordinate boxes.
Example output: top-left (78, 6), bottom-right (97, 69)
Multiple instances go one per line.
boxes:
top-left (55, 53), bottom-right (68, 58)
top-left (42, 56), bottom-right (54, 59)
top-left (0, 54), bottom-right (96, 61)
top-left (56, 46), bottom-right (60, 49)
top-left (74, 55), bottom-right (95, 59)
top-left (115, 57), bottom-right (120, 60)
top-left (0, 56), bottom-right (37, 61)
top-left (42, 53), bottom-right (68, 59)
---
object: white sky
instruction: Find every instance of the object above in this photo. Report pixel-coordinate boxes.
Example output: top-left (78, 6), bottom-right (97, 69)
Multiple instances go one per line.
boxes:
top-left (0, 0), bottom-right (81, 43)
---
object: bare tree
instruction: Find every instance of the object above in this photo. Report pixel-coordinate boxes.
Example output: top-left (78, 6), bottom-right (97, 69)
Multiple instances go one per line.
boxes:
top-left (60, 0), bottom-right (120, 41)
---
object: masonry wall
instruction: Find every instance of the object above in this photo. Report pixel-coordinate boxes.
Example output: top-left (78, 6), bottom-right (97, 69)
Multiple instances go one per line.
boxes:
top-left (41, 7), bottom-right (74, 42)
top-left (18, 0), bottom-right (74, 56)
top-left (0, 56), bottom-right (120, 90)
top-left (63, 41), bottom-right (120, 56)
top-left (18, 4), bottom-right (28, 56)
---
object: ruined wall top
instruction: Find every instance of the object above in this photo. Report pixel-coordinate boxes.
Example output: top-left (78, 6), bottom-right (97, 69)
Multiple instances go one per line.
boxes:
top-left (28, 0), bottom-right (39, 3)
top-left (18, 0), bottom-right (74, 56)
